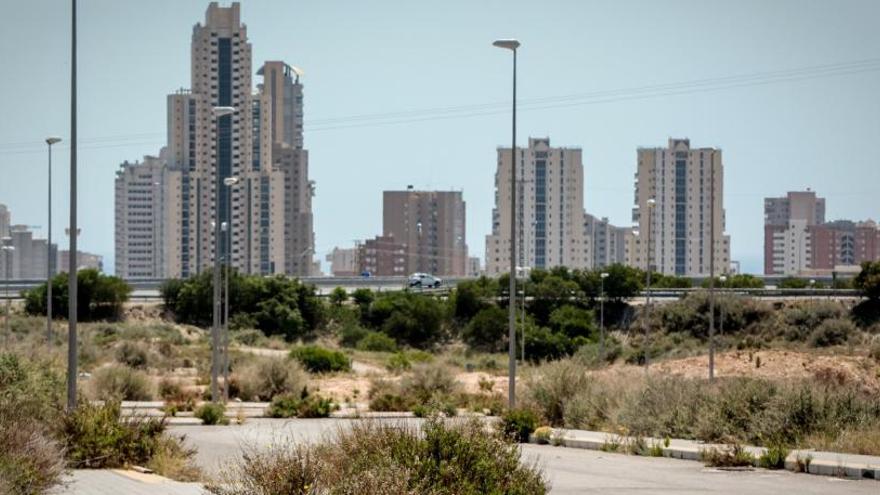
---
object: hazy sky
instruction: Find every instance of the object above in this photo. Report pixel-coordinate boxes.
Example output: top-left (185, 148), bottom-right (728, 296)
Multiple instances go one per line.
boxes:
top-left (1, 0), bottom-right (878, 274)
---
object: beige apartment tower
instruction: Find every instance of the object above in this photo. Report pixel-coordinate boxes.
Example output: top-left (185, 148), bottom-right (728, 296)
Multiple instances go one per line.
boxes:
top-left (116, 2), bottom-right (315, 279)
top-left (485, 138), bottom-right (587, 276)
top-left (383, 189), bottom-right (467, 276)
top-left (631, 138), bottom-right (730, 277)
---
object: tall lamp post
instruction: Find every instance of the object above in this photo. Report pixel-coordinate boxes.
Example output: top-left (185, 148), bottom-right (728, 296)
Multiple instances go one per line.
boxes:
top-left (708, 160), bottom-right (716, 382)
top-left (2, 240), bottom-right (13, 338)
top-left (67, 0), bottom-right (78, 412)
top-left (45, 137), bottom-right (62, 346)
top-left (643, 198), bottom-right (656, 370)
top-left (719, 275), bottom-right (727, 340)
top-left (221, 176), bottom-right (239, 401)
top-left (493, 38), bottom-right (520, 409)
top-left (600, 272), bottom-right (609, 362)
top-left (211, 106), bottom-right (235, 403)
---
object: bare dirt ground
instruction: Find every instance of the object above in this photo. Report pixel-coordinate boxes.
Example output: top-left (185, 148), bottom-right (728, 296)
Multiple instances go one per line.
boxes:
top-left (596, 349), bottom-right (880, 393)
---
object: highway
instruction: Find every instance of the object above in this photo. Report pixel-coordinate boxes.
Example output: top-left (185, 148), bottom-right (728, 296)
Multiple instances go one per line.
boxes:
top-left (0, 275), bottom-right (862, 301)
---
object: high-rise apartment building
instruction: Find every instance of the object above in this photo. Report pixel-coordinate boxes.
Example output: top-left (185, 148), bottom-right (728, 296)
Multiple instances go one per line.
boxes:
top-left (584, 214), bottom-right (631, 268)
top-left (809, 220), bottom-right (880, 272)
top-left (763, 190), bottom-right (825, 275)
top-left (0, 206), bottom-right (56, 280)
top-left (631, 138), bottom-right (729, 277)
top-left (260, 61), bottom-right (316, 276)
top-left (0, 204), bottom-right (10, 238)
top-left (114, 156), bottom-right (180, 279)
top-left (115, 2), bottom-right (315, 279)
top-left (485, 138), bottom-right (587, 276)
top-left (383, 189), bottom-right (467, 276)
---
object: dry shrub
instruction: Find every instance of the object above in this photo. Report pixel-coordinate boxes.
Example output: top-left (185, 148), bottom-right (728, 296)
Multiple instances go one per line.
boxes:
top-left (522, 358), bottom-right (592, 425)
top-left (229, 356), bottom-right (308, 401)
top-left (90, 364), bottom-right (153, 401)
top-left (207, 419), bottom-right (547, 495)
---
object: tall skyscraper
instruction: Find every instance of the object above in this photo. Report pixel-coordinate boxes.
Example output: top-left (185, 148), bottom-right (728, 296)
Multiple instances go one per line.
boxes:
top-left (259, 61), bottom-right (316, 276)
top-left (383, 189), bottom-right (467, 276)
top-left (632, 138), bottom-right (730, 277)
top-left (485, 138), bottom-right (587, 276)
top-left (115, 2), bottom-right (315, 279)
top-left (763, 190), bottom-right (825, 275)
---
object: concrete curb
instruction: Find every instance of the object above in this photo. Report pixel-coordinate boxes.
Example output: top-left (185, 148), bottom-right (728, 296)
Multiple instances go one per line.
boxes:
top-left (529, 429), bottom-right (880, 481)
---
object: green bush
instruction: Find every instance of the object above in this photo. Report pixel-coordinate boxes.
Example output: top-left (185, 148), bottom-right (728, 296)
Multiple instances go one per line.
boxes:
top-left (23, 269), bottom-right (131, 321)
top-left (62, 401), bottom-right (169, 468)
top-left (329, 287), bottom-right (348, 306)
top-left (385, 352), bottom-right (412, 373)
top-left (758, 442), bottom-right (789, 469)
top-left (499, 409), bottom-right (539, 443)
top-left (161, 272), bottom-right (325, 340)
top-left (290, 345), bottom-right (350, 373)
top-left (854, 260), bottom-right (880, 300)
top-left (355, 331), bottom-right (398, 352)
top-left (208, 418), bottom-right (547, 495)
top-left (229, 357), bottom-right (308, 402)
top-left (194, 403), bottom-right (228, 425)
top-left (338, 321), bottom-right (370, 348)
top-left (808, 318), bottom-right (855, 347)
top-left (0, 354), bottom-right (65, 494)
top-left (368, 292), bottom-right (447, 349)
top-left (461, 306), bottom-right (508, 352)
top-left (266, 391), bottom-right (334, 419)
top-left (91, 365), bottom-right (153, 401)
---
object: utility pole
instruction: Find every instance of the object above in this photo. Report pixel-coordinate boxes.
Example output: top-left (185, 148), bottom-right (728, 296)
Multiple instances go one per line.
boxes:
top-left (708, 159), bottom-right (716, 382)
top-left (67, 0), bottom-right (78, 412)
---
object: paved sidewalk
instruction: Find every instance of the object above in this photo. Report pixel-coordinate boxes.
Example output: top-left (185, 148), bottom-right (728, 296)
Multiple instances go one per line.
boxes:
top-left (533, 428), bottom-right (880, 480)
top-left (53, 470), bottom-right (203, 495)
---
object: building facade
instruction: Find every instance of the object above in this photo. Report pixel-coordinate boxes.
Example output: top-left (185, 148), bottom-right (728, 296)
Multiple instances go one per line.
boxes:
top-left (0, 225), bottom-right (56, 280)
top-left (809, 220), bottom-right (880, 272)
top-left (114, 156), bottom-right (179, 279)
top-left (0, 204), bottom-right (9, 239)
top-left (383, 189), bottom-right (467, 276)
top-left (259, 61), bottom-right (316, 276)
top-left (631, 138), bottom-right (730, 277)
top-left (58, 250), bottom-right (104, 273)
top-left (584, 213), bottom-right (630, 268)
top-left (763, 190), bottom-right (825, 275)
top-left (485, 137), bottom-right (587, 276)
top-left (356, 235), bottom-right (407, 276)
top-left (326, 247), bottom-right (357, 277)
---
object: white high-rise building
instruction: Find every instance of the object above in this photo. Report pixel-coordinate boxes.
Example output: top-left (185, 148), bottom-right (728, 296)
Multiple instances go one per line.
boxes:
top-left (631, 138), bottom-right (730, 277)
top-left (485, 137), bottom-right (587, 276)
top-left (114, 156), bottom-right (180, 279)
top-left (584, 214), bottom-right (631, 268)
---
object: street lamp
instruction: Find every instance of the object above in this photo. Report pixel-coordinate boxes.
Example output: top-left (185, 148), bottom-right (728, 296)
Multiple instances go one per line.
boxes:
top-left (45, 137), bottom-right (61, 346)
top-left (493, 37), bottom-right (520, 409)
top-left (600, 272), bottom-right (609, 362)
top-left (644, 198), bottom-right (656, 370)
top-left (68, 0), bottom-right (79, 412)
top-left (211, 106), bottom-right (236, 403)
top-left (222, 176), bottom-right (238, 401)
top-left (2, 239), bottom-right (14, 338)
top-left (708, 159), bottom-right (717, 382)
top-left (719, 275), bottom-right (727, 341)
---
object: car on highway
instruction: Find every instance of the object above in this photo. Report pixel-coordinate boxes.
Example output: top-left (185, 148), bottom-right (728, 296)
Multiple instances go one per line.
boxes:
top-left (408, 272), bottom-right (442, 289)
